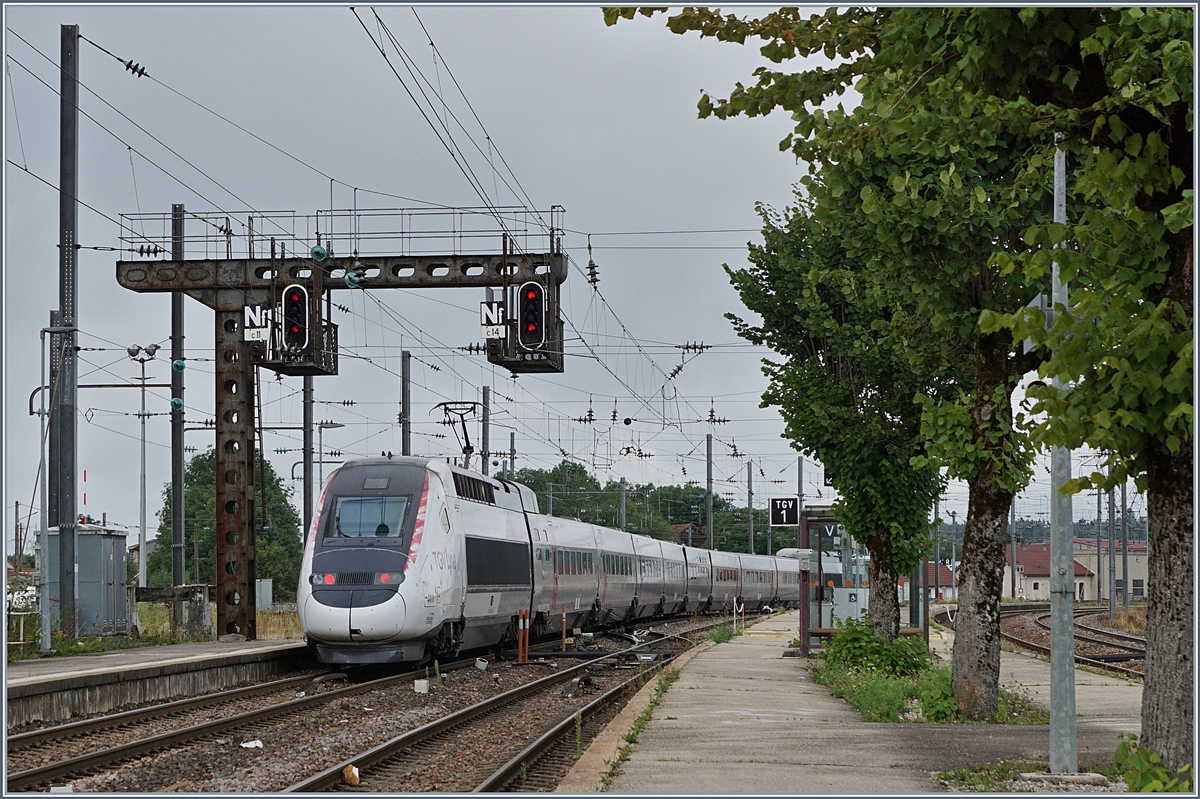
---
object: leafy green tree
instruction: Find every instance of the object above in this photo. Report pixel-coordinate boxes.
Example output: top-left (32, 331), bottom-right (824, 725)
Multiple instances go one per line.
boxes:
top-left (605, 5), bottom-right (1052, 721)
top-left (727, 196), bottom-right (958, 639)
top-left (606, 4), bottom-right (1190, 758)
top-left (149, 448), bottom-right (303, 602)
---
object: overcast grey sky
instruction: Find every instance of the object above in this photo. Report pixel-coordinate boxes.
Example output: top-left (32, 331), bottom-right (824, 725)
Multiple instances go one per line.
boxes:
top-left (3, 4), bottom-right (1134, 553)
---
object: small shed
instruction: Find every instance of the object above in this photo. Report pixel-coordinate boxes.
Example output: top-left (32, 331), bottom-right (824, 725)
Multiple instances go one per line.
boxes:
top-left (46, 523), bottom-right (128, 635)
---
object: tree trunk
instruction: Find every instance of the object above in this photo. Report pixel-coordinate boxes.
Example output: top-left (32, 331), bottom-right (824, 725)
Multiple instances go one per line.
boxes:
top-left (950, 477), bottom-right (1012, 719)
top-left (1140, 435), bottom-right (1194, 771)
top-left (866, 528), bottom-right (900, 641)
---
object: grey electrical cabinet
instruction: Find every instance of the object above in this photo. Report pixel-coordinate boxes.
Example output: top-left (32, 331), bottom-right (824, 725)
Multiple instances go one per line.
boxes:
top-left (45, 524), bottom-right (129, 635)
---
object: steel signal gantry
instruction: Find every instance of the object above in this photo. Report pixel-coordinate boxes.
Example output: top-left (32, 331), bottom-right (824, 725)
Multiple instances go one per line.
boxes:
top-left (117, 245), bottom-right (566, 638)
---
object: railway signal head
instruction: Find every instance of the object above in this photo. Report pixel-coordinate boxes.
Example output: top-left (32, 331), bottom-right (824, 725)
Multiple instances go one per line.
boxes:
top-left (517, 281), bottom-right (545, 349)
top-left (282, 284), bottom-right (309, 350)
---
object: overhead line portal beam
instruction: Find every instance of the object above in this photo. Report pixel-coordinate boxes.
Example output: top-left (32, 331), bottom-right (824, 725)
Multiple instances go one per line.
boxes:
top-left (118, 253), bottom-right (566, 309)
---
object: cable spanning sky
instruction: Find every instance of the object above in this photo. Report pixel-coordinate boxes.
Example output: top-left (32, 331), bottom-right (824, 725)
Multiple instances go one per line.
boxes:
top-left (3, 5), bottom-right (1135, 552)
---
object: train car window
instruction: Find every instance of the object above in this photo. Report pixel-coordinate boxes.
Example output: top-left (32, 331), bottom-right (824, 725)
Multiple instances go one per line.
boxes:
top-left (332, 497), bottom-right (408, 538)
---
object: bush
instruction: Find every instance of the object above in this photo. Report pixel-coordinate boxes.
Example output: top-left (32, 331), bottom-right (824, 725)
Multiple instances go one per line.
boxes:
top-left (1115, 734), bottom-right (1193, 792)
top-left (820, 617), bottom-right (932, 677)
top-left (917, 668), bottom-right (958, 721)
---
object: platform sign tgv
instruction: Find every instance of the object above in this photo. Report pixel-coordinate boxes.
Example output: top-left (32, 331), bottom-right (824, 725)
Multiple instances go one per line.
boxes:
top-left (769, 496), bottom-right (800, 527)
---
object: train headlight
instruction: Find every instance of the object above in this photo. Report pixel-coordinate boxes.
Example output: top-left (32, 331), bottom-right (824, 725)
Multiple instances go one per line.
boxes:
top-left (309, 573), bottom-right (335, 586)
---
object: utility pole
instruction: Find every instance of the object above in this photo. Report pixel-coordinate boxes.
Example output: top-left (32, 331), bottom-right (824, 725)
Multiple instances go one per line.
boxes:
top-left (798, 455), bottom-right (809, 654)
top-left (1048, 133), bottom-right (1077, 776)
top-left (1010, 500), bottom-right (1018, 599)
top-left (1121, 482), bottom-right (1129, 610)
top-left (746, 461), bottom-right (754, 555)
top-left (949, 510), bottom-right (957, 574)
top-left (1096, 488), bottom-right (1103, 602)
top-left (547, 484), bottom-right (553, 516)
top-left (481, 386), bottom-right (490, 475)
top-left (171, 204), bottom-right (185, 588)
top-left (705, 434), bottom-right (713, 550)
top-left (38, 325), bottom-right (56, 650)
top-left (619, 477), bottom-right (626, 531)
top-left (509, 432), bottom-right (516, 479)
top-left (50, 23), bottom-right (80, 641)
top-left (1108, 486), bottom-right (1116, 619)
top-left (400, 351), bottom-right (412, 456)
top-left (302, 376), bottom-right (313, 535)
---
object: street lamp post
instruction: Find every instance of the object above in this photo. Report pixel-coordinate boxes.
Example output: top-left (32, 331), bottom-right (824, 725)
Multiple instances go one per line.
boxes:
top-left (128, 343), bottom-right (159, 588)
top-left (317, 421), bottom-right (345, 498)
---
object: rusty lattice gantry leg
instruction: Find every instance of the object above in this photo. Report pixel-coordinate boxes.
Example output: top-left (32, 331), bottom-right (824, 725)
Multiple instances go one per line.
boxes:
top-left (214, 309), bottom-right (256, 639)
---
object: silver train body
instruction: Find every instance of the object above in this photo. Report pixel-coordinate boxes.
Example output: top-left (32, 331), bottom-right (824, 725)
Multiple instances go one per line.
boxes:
top-left (298, 457), bottom-right (806, 665)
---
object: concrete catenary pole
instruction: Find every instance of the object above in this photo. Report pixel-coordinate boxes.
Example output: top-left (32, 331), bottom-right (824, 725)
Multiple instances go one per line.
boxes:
top-left (619, 477), bottom-right (626, 531)
top-left (1097, 488), bottom-right (1103, 602)
top-left (1048, 133), bottom-right (1078, 775)
top-left (705, 434), bottom-right (714, 550)
top-left (1108, 486), bottom-right (1116, 619)
top-left (400, 351), bottom-right (411, 456)
top-left (171, 204), bottom-right (185, 587)
top-left (481, 386), bottom-right (490, 476)
top-left (1010, 501), bottom-right (1018, 598)
top-left (38, 328), bottom-right (51, 650)
top-left (1120, 482), bottom-right (1129, 610)
top-left (302, 376), bottom-right (313, 534)
top-left (746, 461), bottom-right (754, 555)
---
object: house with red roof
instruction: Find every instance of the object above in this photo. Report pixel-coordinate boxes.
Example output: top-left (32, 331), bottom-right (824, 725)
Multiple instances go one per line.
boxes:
top-left (1002, 544), bottom-right (1095, 602)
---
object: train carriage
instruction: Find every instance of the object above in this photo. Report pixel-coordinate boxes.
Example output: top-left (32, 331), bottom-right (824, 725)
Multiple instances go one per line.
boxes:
top-left (738, 553), bottom-right (778, 611)
top-left (631, 536), bottom-right (665, 619)
top-left (596, 526), bottom-right (637, 622)
top-left (710, 549), bottom-right (741, 613)
top-left (660, 541), bottom-right (688, 616)
top-left (682, 546), bottom-right (713, 613)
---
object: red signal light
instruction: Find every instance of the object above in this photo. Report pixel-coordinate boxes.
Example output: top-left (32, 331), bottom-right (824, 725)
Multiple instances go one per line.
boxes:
top-left (526, 289), bottom-right (536, 299)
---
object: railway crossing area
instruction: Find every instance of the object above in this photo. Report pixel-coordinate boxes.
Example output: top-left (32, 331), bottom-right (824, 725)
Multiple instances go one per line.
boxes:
top-left (563, 613), bottom-right (1143, 793)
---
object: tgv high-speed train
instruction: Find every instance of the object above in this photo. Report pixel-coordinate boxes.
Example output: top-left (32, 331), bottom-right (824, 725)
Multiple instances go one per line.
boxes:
top-left (298, 456), bottom-right (807, 665)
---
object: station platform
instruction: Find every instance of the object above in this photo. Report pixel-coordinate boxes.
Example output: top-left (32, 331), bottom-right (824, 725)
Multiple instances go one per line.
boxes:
top-left (560, 613), bottom-right (1142, 794)
top-left (6, 638), bottom-right (308, 729)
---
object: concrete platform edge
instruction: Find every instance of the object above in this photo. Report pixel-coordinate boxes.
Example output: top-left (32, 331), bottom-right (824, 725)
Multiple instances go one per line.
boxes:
top-left (555, 638), bottom-right (716, 793)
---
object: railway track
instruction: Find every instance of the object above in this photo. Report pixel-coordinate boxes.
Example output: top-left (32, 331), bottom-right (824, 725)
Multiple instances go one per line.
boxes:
top-left (285, 619), bottom-right (720, 793)
top-left (7, 616), bottom-right (723, 792)
top-left (938, 604), bottom-right (1145, 680)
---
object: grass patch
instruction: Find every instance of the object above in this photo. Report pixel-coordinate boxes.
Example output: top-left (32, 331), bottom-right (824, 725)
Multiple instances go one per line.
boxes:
top-left (811, 618), bottom-right (1048, 724)
top-left (599, 667), bottom-right (680, 789)
top-left (708, 622), bottom-right (738, 644)
top-left (936, 760), bottom-right (1046, 791)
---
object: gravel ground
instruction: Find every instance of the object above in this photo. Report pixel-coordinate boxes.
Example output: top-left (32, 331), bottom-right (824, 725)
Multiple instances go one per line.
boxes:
top-left (68, 629), bottom-right (699, 793)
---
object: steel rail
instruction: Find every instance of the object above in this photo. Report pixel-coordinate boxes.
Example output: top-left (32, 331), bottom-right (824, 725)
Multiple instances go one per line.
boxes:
top-left (936, 607), bottom-right (1144, 681)
top-left (282, 639), bottom-right (671, 793)
top-left (7, 673), bottom-right (319, 752)
top-left (473, 660), bottom-right (665, 792)
top-left (1072, 611), bottom-right (1148, 647)
top-left (5, 660), bottom-right (472, 792)
top-left (1033, 613), bottom-right (1146, 655)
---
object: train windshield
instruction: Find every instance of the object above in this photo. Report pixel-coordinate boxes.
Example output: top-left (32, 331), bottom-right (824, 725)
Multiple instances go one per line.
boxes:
top-left (331, 497), bottom-right (409, 539)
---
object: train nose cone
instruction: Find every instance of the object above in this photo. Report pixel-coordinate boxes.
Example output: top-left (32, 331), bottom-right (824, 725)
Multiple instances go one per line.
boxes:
top-left (350, 592), bottom-right (406, 641)
top-left (304, 589), bottom-right (406, 643)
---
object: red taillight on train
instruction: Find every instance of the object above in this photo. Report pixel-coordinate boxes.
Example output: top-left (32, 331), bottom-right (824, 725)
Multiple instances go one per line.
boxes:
top-left (323, 573), bottom-right (336, 585)
top-left (378, 573), bottom-right (392, 584)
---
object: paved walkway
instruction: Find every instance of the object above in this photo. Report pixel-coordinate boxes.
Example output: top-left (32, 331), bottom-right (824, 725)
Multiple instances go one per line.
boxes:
top-left (561, 613), bottom-right (1141, 794)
